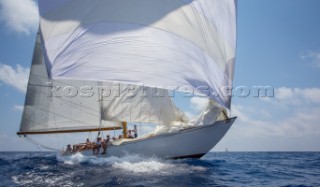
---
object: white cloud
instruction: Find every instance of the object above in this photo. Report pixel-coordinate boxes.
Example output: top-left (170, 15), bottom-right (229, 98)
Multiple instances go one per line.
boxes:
top-left (0, 63), bottom-right (30, 93)
top-left (231, 104), bottom-right (251, 123)
top-left (190, 97), bottom-right (208, 113)
top-left (232, 87), bottom-right (320, 138)
top-left (276, 87), bottom-right (294, 100)
top-left (297, 88), bottom-right (320, 103)
top-left (232, 104), bottom-right (320, 138)
top-left (13, 105), bottom-right (24, 111)
top-left (217, 87), bottom-right (320, 151)
top-left (272, 87), bottom-right (320, 105)
top-left (0, 0), bottom-right (38, 35)
top-left (301, 50), bottom-right (320, 68)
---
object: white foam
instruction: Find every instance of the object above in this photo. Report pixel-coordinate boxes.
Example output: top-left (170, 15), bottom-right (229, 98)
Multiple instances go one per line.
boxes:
top-left (12, 175), bottom-right (33, 186)
top-left (57, 153), bottom-right (206, 175)
top-left (39, 165), bottom-right (49, 170)
top-left (112, 159), bottom-right (206, 175)
top-left (12, 171), bottom-right (79, 187)
top-left (56, 152), bottom-right (94, 165)
top-left (113, 160), bottom-right (176, 174)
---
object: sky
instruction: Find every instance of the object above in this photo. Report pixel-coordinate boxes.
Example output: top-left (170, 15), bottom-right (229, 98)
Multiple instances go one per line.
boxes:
top-left (0, 0), bottom-right (320, 151)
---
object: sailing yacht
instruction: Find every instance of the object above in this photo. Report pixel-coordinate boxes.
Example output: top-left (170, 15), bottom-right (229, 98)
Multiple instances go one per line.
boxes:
top-left (17, 0), bottom-right (237, 159)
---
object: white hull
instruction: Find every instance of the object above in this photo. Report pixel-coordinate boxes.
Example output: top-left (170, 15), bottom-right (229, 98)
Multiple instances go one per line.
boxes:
top-left (80, 118), bottom-right (236, 159)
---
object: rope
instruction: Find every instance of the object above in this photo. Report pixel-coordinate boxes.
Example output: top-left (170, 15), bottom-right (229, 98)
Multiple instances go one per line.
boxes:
top-left (56, 134), bottom-right (60, 150)
top-left (158, 92), bottom-right (165, 125)
top-left (24, 136), bottom-right (60, 151)
top-left (88, 131), bottom-right (92, 140)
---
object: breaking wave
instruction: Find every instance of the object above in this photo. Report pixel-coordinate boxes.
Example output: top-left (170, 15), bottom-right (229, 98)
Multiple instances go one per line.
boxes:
top-left (57, 152), bottom-right (206, 175)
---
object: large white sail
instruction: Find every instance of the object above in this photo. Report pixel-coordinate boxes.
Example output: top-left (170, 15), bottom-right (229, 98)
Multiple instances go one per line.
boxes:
top-left (101, 84), bottom-right (179, 125)
top-left (19, 32), bottom-right (123, 134)
top-left (38, 0), bottom-right (237, 109)
top-left (19, 32), bottom-right (179, 134)
top-left (19, 0), bottom-right (237, 135)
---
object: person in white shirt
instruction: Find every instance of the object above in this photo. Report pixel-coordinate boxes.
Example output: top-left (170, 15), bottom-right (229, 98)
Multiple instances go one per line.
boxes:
top-left (126, 130), bottom-right (134, 138)
top-left (93, 137), bottom-right (102, 155)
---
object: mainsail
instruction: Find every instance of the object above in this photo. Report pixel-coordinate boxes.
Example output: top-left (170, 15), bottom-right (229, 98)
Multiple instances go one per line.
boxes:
top-left (18, 0), bottom-right (237, 135)
top-left (19, 32), bottom-right (123, 134)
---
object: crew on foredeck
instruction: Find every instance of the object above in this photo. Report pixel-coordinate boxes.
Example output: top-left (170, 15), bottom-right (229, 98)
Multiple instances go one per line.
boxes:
top-left (101, 135), bottom-right (110, 154)
top-left (81, 138), bottom-right (92, 151)
top-left (126, 130), bottom-right (134, 138)
top-left (93, 137), bottom-right (102, 155)
top-left (64, 144), bottom-right (73, 155)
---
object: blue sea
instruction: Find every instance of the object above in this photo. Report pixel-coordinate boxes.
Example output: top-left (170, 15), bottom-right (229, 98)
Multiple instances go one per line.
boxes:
top-left (0, 152), bottom-right (319, 187)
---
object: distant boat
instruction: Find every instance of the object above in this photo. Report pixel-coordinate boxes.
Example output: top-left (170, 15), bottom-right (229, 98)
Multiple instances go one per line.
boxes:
top-left (17, 0), bottom-right (237, 159)
top-left (225, 148), bottom-right (229, 152)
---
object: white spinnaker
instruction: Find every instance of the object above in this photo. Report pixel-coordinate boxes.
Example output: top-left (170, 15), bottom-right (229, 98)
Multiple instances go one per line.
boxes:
top-left (148, 98), bottom-right (227, 136)
top-left (101, 85), bottom-right (178, 125)
top-left (38, 0), bottom-right (237, 109)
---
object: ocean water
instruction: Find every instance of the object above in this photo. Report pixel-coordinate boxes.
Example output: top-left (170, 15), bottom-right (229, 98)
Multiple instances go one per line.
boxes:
top-left (0, 152), bottom-right (319, 187)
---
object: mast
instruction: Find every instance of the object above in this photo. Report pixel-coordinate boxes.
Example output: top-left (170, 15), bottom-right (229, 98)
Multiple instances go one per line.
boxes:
top-left (98, 81), bottom-right (102, 136)
top-left (122, 122), bottom-right (127, 138)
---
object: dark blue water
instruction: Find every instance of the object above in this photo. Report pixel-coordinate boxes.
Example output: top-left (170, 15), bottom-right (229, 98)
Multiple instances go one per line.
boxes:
top-left (0, 152), bottom-right (319, 187)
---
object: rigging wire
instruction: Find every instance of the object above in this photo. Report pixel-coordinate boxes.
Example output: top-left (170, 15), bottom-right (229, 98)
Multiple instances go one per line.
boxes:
top-left (98, 82), bottom-right (102, 137)
top-left (24, 136), bottom-right (60, 151)
top-left (56, 134), bottom-right (60, 151)
top-left (49, 80), bottom-right (61, 150)
top-left (158, 91), bottom-right (165, 126)
top-left (88, 131), bottom-right (92, 140)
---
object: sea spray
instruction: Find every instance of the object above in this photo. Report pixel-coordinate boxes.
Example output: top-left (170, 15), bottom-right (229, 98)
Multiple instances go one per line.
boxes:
top-left (56, 152), bottom-right (206, 176)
